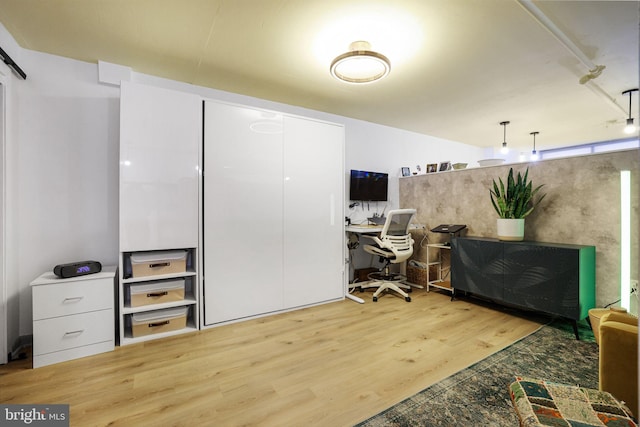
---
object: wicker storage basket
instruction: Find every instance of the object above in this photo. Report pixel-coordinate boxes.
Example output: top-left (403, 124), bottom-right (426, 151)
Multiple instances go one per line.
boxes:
top-left (406, 264), bottom-right (430, 287)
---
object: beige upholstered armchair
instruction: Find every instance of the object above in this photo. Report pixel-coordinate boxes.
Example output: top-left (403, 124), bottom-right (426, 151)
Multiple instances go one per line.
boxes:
top-left (597, 310), bottom-right (638, 417)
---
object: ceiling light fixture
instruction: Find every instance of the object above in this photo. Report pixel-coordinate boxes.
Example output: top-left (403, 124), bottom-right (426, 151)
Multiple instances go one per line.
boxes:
top-left (330, 41), bottom-right (390, 84)
top-left (530, 131), bottom-right (539, 161)
top-left (500, 121), bottom-right (510, 154)
top-left (622, 88), bottom-right (638, 134)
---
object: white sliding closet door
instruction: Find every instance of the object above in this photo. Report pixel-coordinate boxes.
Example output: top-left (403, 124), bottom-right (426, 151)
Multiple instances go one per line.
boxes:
top-left (283, 117), bottom-right (344, 307)
top-left (203, 102), bottom-right (284, 324)
top-left (203, 101), bottom-right (345, 326)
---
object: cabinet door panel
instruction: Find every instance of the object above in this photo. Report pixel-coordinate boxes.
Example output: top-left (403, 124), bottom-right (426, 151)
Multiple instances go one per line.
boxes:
top-left (503, 244), bottom-right (580, 318)
top-left (283, 117), bottom-right (344, 307)
top-left (120, 82), bottom-right (200, 251)
top-left (451, 238), bottom-right (503, 300)
top-left (203, 101), bottom-right (283, 324)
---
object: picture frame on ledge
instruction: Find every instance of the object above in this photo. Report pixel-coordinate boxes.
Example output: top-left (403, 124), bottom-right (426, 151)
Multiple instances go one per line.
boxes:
top-left (439, 161), bottom-right (452, 172)
top-left (427, 163), bottom-right (437, 173)
top-left (401, 167), bottom-right (411, 177)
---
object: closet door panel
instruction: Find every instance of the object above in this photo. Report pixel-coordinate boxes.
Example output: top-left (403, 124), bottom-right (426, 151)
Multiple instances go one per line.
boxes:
top-left (283, 117), bottom-right (344, 307)
top-left (120, 82), bottom-right (200, 251)
top-left (203, 101), bottom-right (284, 324)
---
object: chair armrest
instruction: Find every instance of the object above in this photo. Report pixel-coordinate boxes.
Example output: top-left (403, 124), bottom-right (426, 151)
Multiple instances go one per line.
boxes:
top-left (599, 317), bottom-right (638, 416)
top-left (601, 311), bottom-right (638, 327)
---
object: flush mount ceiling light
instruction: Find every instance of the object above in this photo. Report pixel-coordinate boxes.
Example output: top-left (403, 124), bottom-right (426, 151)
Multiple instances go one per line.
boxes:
top-left (330, 41), bottom-right (390, 84)
top-left (530, 131), bottom-right (539, 161)
top-left (500, 121), bottom-right (510, 154)
top-left (622, 88), bottom-right (638, 134)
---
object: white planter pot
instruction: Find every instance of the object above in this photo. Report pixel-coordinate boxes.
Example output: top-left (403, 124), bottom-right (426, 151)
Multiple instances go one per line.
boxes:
top-left (497, 218), bottom-right (525, 241)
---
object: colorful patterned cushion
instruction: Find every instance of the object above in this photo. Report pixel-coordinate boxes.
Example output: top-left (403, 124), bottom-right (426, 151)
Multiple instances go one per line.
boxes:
top-left (510, 377), bottom-right (637, 427)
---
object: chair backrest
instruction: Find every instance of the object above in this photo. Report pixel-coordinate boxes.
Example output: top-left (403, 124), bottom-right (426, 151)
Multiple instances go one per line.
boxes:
top-left (380, 209), bottom-right (416, 262)
top-left (381, 209), bottom-right (416, 237)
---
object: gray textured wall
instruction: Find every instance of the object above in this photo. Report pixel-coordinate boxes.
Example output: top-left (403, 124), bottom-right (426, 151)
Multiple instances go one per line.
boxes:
top-left (400, 149), bottom-right (639, 310)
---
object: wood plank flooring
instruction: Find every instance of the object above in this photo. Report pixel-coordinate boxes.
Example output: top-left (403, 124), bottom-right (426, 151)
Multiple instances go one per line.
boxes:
top-left (0, 289), bottom-right (546, 427)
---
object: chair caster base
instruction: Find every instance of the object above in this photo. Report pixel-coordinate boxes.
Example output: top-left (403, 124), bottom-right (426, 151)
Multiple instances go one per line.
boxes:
top-left (373, 296), bottom-right (378, 302)
top-left (405, 296), bottom-right (411, 302)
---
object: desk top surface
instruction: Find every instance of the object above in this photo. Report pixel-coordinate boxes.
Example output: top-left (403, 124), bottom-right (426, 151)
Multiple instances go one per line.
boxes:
top-left (346, 224), bottom-right (426, 233)
top-left (346, 224), bottom-right (384, 233)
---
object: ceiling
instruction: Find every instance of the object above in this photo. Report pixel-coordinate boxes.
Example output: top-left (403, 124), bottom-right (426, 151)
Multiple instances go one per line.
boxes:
top-left (0, 0), bottom-right (638, 152)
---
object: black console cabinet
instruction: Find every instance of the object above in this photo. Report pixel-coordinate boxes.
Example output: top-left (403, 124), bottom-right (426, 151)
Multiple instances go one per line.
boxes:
top-left (451, 237), bottom-right (596, 337)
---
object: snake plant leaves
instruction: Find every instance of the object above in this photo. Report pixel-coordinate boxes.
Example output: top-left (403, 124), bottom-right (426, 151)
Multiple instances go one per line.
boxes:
top-left (490, 167), bottom-right (546, 218)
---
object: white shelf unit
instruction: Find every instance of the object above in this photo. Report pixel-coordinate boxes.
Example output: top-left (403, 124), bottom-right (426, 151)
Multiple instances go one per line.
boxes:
top-left (119, 81), bottom-right (202, 345)
top-left (118, 248), bottom-right (199, 345)
top-left (426, 243), bottom-right (453, 293)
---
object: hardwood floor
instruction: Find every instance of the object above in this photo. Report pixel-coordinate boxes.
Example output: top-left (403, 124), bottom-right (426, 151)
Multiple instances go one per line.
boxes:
top-left (0, 289), bottom-right (546, 427)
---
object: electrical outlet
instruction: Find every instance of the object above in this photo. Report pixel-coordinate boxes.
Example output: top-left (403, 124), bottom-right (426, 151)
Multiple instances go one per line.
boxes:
top-left (631, 279), bottom-right (638, 294)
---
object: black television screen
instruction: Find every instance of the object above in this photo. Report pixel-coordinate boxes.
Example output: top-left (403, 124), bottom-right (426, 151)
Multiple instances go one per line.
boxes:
top-left (349, 169), bottom-right (388, 201)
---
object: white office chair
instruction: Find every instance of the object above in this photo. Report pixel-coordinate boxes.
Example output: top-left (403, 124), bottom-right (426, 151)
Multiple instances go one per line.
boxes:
top-left (358, 209), bottom-right (416, 302)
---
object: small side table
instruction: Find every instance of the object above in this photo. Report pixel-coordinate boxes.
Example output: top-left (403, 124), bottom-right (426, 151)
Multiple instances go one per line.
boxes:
top-left (426, 243), bottom-right (453, 294)
top-left (31, 266), bottom-right (116, 368)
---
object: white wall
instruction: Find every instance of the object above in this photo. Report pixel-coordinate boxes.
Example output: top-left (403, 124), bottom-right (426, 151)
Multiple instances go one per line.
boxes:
top-left (13, 51), bottom-right (121, 337)
top-left (344, 123), bottom-right (483, 224)
top-left (0, 22), bottom-right (26, 355)
top-left (0, 24), bottom-right (483, 338)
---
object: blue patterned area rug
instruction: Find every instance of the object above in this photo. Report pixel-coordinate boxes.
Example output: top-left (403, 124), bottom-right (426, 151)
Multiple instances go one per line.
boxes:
top-left (355, 321), bottom-right (598, 426)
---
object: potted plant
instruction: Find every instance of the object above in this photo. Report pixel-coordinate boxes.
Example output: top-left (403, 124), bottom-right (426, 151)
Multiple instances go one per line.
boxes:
top-left (490, 167), bottom-right (546, 241)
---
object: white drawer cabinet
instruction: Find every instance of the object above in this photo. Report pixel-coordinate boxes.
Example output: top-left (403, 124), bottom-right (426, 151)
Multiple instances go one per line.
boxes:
top-left (31, 267), bottom-right (116, 368)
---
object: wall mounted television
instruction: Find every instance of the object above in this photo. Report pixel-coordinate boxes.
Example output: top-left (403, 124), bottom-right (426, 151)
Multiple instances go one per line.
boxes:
top-left (349, 169), bottom-right (388, 201)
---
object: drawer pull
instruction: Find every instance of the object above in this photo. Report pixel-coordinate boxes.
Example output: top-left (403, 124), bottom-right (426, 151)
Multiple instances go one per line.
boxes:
top-left (148, 321), bottom-right (170, 328)
top-left (149, 262), bottom-right (170, 268)
top-left (64, 330), bottom-right (84, 337)
top-left (147, 291), bottom-right (169, 298)
top-left (63, 296), bottom-right (84, 303)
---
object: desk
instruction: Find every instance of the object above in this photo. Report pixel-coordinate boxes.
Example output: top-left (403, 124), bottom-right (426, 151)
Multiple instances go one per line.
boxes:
top-left (345, 224), bottom-right (384, 233)
top-left (345, 225), bottom-right (382, 303)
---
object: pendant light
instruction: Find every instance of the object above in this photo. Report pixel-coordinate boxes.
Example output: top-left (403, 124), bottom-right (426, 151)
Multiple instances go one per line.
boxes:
top-left (530, 131), bottom-right (539, 161)
top-left (500, 121), bottom-right (510, 154)
top-left (622, 89), bottom-right (638, 134)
